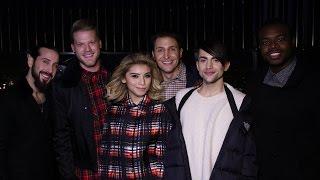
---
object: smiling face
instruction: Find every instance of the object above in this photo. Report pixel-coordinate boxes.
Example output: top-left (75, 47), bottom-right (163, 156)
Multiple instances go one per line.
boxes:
top-left (196, 49), bottom-right (229, 85)
top-left (122, 64), bottom-right (152, 104)
top-left (29, 47), bottom-right (59, 91)
top-left (259, 24), bottom-right (295, 73)
top-left (71, 30), bottom-right (102, 72)
top-left (152, 36), bottom-right (183, 76)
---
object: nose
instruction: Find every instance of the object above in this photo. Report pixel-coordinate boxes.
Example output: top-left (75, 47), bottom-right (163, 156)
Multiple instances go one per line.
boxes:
top-left (206, 59), bottom-right (213, 69)
top-left (85, 44), bottom-right (92, 51)
top-left (163, 50), bottom-right (169, 59)
top-left (270, 40), bottom-right (280, 48)
top-left (139, 77), bottom-right (146, 85)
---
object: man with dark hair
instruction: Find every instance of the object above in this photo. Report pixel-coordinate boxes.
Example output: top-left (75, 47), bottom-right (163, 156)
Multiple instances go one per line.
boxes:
top-left (151, 32), bottom-right (200, 100)
top-left (0, 44), bottom-right (59, 180)
top-left (52, 18), bottom-right (109, 179)
top-left (164, 40), bottom-right (257, 179)
top-left (248, 19), bottom-right (320, 179)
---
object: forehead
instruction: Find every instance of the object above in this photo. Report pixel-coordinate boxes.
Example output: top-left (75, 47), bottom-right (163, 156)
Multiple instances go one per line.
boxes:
top-left (198, 49), bottom-right (214, 58)
top-left (127, 64), bottom-right (151, 73)
top-left (259, 24), bottom-right (289, 38)
top-left (154, 36), bottom-right (178, 47)
top-left (37, 47), bottom-right (59, 63)
top-left (72, 30), bottom-right (98, 41)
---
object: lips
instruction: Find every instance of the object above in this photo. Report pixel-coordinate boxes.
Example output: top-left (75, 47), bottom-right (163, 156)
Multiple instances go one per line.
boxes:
top-left (83, 52), bottom-right (94, 58)
top-left (268, 50), bottom-right (281, 59)
top-left (40, 71), bottom-right (52, 81)
top-left (162, 60), bottom-right (174, 64)
top-left (204, 71), bottom-right (215, 76)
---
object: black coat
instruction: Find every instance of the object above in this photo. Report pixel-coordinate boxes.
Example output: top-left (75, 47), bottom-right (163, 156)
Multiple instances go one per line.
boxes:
top-left (0, 78), bottom-right (56, 180)
top-left (248, 57), bottom-right (320, 179)
top-left (52, 59), bottom-right (109, 179)
top-left (163, 86), bottom-right (257, 180)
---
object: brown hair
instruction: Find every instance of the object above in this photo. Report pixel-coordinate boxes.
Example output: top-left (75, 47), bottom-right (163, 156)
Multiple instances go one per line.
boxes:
top-left (70, 19), bottom-right (100, 43)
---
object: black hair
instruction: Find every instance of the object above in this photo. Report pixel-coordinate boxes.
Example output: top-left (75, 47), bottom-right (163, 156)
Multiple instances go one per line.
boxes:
top-left (258, 18), bottom-right (293, 40)
top-left (26, 43), bottom-right (59, 60)
top-left (197, 39), bottom-right (229, 65)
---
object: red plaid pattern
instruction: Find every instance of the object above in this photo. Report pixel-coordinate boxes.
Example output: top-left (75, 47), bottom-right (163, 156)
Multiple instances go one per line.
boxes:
top-left (100, 95), bottom-right (172, 179)
top-left (75, 68), bottom-right (108, 180)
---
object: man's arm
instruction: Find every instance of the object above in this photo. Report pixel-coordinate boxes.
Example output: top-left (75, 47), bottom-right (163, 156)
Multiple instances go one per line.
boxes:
top-left (52, 85), bottom-right (77, 180)
top-left (0, 93), bottom-right (10, 180)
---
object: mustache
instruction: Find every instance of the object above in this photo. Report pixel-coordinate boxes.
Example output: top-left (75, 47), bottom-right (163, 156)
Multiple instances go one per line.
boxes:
top-left (39, 71), bottom-right (53, 79)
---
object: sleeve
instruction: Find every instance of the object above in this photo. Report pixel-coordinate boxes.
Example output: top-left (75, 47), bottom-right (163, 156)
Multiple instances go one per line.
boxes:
top-left (0, 94), bottom-right (10, 180)
top-left (51, 84), bottom-right (77, 180)
top-left (239, 95), bottom-right (258, 179)
top-left (147, 107), bottom-right (173, 178)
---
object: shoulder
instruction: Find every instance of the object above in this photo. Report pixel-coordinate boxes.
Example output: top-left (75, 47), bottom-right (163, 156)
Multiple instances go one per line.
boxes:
top-left (54, 59), bottom-right (82, 88)
top-left (175, 87), bottom-right (196, 106)
top-left (225, 83), bottom-right (246, 109)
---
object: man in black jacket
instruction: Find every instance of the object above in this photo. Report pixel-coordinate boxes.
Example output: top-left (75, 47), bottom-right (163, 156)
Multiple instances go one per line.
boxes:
top-left (0, 44), bottom-right (59, 180)
top-left (164, 40), bottom-right (257, 180)
top-left (248, 19), bottom-right (320, 179)
top-left (52, 19), bottom-right (109, 179)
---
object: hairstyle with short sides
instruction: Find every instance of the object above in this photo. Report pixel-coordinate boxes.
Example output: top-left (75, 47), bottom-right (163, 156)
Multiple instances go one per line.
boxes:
top-left (106, 52), bottom-right (164, 102)
top-left (27, 43), bottom-right (59, 60)
top-left (70, 18), bottom-right (100, 43)
top-left (258, 18), bottom-right (293, 42)
top-left (151, 31), bottom-right (183, 50)
top-left (196, 39), bottom-right (230, 66)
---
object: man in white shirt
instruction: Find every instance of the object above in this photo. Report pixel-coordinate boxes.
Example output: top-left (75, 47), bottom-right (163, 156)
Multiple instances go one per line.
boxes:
top-left (164, 39), bottom-right (257, 180)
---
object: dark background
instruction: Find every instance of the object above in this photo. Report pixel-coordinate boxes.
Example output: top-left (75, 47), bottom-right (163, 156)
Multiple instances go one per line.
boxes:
top-left (1, 0), bottom-right (319, 91)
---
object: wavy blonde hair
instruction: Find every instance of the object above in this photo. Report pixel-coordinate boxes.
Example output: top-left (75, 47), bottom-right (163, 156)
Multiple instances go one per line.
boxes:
top-left (106, 53), bottom-right (163, 102)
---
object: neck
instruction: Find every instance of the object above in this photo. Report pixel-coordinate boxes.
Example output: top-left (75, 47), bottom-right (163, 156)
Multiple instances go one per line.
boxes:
top-left (162, 64), bottom-right (181, 81)
top-left (270, 57), bottom-right (294, 73)
top-left (25, 74), bottom-right (46, 104)
top-left (81, 61), bottom-right (101, 72)
top-left (198, 79), bottom-right (225, 97)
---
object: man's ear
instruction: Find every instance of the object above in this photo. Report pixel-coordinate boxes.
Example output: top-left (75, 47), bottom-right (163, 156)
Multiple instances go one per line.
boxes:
top-left (179, 48), bottom-right (183, 58)
top-left (151, 51), bottom-right (155, 58)
top-left (224, 61), bottom-right (230, 71)
top-left (99, 40), bottom-right (102, 49)
top-left (71, 44), bottom-right (75, 53)
top-left (27, 54), bottom-right (34, 68)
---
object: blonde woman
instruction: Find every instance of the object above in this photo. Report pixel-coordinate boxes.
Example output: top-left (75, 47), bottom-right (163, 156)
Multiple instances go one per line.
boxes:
top-left (100, 53), bottom-right (172, 179)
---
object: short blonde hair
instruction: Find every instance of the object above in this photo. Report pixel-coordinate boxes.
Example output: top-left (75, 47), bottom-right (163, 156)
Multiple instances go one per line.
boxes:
top-left (106, 53), bottom-right (163, 102)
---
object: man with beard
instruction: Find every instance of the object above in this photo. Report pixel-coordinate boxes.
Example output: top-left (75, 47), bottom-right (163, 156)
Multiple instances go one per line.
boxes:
top-left (164, 40), bottom-right (257, 179)
top-left (247, 19), bottom-right (320, 179)
top-left (0, 44), bottom-right (59, 180)
top-left (151, 32), bottom-right (200, 101)
top-left (52, 19), bottom-right (110, 179)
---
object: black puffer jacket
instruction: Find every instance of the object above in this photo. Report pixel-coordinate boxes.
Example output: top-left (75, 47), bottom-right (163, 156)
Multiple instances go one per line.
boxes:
top-left (163, 86), bottom-right (257, 180)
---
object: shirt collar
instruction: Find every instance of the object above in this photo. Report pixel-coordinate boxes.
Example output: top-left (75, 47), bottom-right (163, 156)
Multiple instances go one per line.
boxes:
top-left (124, 94), bottom-right (151, 107)
top-left (162, 63), bottom-right (186, 83)
top-left (263, 57), bottom-right (297, 87)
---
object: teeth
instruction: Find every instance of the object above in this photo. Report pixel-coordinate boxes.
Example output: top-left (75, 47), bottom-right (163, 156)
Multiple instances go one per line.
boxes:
top-left (270, 53), bottom-right (280, 58)
top-left (162, 61), bottom-right (172, 64)
top-left (83, 53), bottom-right (94, 58)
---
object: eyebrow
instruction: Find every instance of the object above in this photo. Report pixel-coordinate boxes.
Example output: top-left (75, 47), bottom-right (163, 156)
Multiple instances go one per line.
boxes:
top-left (155, 46), bottom-right (177, 49)
top-left (128, 72), bottom-right (151, 75)
top-left (41, 57), bottom-right (51, 61)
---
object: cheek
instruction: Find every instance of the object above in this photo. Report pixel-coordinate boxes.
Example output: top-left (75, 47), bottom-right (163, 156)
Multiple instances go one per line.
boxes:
top-left (146, 79), bottom-right (152, 86)
top-left (260, 47), bottom-right (268, 54)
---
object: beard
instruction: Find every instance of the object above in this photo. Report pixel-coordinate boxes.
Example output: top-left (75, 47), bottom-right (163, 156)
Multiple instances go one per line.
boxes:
top-left (31, 66), bottom-right (51, 92)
